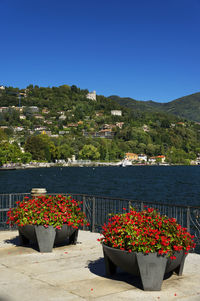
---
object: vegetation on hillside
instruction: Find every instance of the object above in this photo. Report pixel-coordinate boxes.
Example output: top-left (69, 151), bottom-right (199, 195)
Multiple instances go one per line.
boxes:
top-left (110, 92), bottom-right (200, 122)
top-left (0, 85), bottom-right (200, 166)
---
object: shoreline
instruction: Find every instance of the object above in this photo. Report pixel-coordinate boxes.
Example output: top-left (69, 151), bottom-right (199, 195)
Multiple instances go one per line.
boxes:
top-left (0, 162), bottom-right (198, 170)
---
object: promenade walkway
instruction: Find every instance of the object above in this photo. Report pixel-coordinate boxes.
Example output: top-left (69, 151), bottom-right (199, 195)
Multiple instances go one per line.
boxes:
top-left (0, 230), bottom-right (199, 301)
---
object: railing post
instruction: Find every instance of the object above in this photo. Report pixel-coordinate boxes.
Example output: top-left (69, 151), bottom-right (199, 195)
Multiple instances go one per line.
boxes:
top-left (9, 194), bottom-right (12, 230)
top-left (92, 197), bottom-right (96, 232)
top-left (141, 202), bottom-right (144, 211)
top-left (187, 207), bottom-right (190, 233)
top-left (31, 188), bottom-right (47, 198)
top-left (83, 196), bottom-right (86, 230)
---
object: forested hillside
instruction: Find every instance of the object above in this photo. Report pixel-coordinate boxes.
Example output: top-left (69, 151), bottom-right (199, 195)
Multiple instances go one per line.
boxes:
top-left (0, 85), bottom-right (200, 165)
top-left (110, 92), bottom-right (200, 122)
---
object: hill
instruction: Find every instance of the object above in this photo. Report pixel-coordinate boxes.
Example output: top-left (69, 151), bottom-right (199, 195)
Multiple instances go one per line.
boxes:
top-left (109, 92), bottom-right (200, 122)
top-left (0, 84), bottom-right (200, 166)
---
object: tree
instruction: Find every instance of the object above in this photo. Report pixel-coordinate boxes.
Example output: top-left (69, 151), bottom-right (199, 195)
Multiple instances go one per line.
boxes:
top-left (0, 141), bottom-right (22, 165)
top-left (56, 144), bottom-right (74, 160)
top-left (21, 152), bottom-right (32, 163)
top-left (79, 145), bottom-right (100, 160)
top-left (24, 135), bottom-right (55, 161)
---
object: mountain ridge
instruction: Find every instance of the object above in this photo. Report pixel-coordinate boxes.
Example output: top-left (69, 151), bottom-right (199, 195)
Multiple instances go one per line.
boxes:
top-left (109, 92), bottom-right (200, 122)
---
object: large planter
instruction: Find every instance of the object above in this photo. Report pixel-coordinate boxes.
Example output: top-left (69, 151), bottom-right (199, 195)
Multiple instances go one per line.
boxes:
top-left (18, 224), bottom-right (79, 253)
top-left (103, 243), bottom-right (187, 291)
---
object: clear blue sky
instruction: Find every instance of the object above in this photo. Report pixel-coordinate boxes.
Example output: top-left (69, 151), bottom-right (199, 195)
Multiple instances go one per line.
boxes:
top-left (0, 0), bottom-right (200, 102)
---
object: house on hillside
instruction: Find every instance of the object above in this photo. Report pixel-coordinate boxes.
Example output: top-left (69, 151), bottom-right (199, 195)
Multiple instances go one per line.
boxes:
top-left (142, 124), bottom-right (149, 132)
top-left (86, 91), bottom-right (96, 101)
top-left (116, 122), bottom-right (124, 129)
top-left (13, 126), bottom-right (24, 132)
top-left (101, 124), bottom-right (116, 130)
top-left (59, 114), bottom-right (66, 121)
top-left (11, 106), bottom-right (24, 112)
top-left (34, 115), bottom-right (44, 120)
top-left (111, 110), bottom-right (122, 116)
top-left (19, 115), bottom-right (26, 120)
top-left (83, 129), bottom-right (114, 139)
top-left (42, 108), bottom-right (50, 114)
top-left (27, 106), bottom-right (39, 114)
top-left (19, 90), bottom-right (27, 97)
top-left (44, 120), bottom-right (52, 125)
top-left (0, 107), bottom-right (9, 112)
top-left (99, 129), bottom-right (113, 137)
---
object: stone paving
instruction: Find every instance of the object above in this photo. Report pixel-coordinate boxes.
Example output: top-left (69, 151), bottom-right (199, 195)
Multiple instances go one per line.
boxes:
top-left (0, 230), bottom-right (200, 301)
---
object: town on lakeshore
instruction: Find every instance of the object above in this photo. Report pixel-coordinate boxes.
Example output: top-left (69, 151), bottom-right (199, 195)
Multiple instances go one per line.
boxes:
top-left (1, 84), bottom-right (200, 169)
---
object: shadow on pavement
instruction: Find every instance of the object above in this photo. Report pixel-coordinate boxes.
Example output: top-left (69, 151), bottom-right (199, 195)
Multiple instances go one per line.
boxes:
top-left (87, 257), bottom-right (173, 290)
top-left (87, 257), bottom-right (143, 289)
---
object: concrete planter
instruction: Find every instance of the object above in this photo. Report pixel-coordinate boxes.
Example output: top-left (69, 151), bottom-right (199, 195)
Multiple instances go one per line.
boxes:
top-left (103, 243), bottom-right (187, 291)
top-left (18, 224), bottom-right (78, 252)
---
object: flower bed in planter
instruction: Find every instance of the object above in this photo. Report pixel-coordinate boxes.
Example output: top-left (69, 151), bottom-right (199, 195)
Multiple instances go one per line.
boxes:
top-left (7, 194), bottom-right (89, 252)
top-left (98, 207), bottom-right (195, 291)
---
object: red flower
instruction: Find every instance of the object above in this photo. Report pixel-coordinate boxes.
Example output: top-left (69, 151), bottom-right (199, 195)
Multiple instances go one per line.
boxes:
top-left (98, 207), bottom-right (195, 257)
top-left (6, 195), bottom-right (89, 229)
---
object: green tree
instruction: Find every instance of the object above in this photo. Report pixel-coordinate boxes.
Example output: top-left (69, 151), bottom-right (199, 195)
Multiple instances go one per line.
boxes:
top-left (24, 135), bottom-right (55, 161)
top-left (79, 144), bottom-right (100, 160)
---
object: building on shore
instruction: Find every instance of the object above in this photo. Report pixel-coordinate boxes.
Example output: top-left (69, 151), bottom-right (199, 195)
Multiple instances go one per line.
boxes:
top-left (149, 155), bottom-right (166, 164)
top-left (138, 154), bottom-right (148, 162)
top-left (125, 153), bottom-right (138, 161)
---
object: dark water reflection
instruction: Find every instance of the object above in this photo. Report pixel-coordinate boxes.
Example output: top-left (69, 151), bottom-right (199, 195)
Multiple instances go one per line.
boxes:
top-left (0, 166), bottom-right (199, 206)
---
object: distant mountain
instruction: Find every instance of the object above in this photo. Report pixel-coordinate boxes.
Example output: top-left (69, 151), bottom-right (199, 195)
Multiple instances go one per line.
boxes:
top-left (109, 92), bottom-right (200, 122)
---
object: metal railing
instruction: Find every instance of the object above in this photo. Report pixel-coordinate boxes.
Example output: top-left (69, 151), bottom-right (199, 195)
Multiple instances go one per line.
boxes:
top-left (0, 192), bottom-right (200, 252)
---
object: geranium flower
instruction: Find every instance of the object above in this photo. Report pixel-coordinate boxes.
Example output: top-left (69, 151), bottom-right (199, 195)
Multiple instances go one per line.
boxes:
top-left (99, 207), bottom-right (195, 257)
top-left (7, 195), bottom-right (89, 229)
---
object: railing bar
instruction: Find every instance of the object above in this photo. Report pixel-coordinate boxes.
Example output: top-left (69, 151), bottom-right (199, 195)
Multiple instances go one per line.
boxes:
top-left (1, 192), bottom-right (199, 209)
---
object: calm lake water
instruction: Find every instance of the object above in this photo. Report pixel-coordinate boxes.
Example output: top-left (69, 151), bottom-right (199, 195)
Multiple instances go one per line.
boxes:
top-left (0, 166), bottom-right (199, 207)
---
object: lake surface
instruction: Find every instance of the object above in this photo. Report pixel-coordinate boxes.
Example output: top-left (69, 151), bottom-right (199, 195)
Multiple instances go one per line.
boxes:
top-left (0, 166), bottom-right (199, 206)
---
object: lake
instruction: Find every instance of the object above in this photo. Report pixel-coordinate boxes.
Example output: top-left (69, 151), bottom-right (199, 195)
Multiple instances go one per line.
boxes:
top-left (0, 166), bottom-right (199, 206)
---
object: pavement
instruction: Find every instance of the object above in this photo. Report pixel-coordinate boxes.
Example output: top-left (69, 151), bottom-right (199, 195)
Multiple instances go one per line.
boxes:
top-left (0, 230), bottom-right (200, 301)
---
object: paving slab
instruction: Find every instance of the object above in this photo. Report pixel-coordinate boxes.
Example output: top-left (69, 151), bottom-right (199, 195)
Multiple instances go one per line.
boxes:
top-left (0, 230), bottom-right (200, 301)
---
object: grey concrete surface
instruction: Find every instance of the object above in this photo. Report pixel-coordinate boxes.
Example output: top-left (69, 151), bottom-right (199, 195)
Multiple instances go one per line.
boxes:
top-left (0, 230), bottom-right (199, 301)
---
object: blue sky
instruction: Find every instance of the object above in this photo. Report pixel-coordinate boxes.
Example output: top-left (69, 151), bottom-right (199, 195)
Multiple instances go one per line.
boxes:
top-left (0, 0), bottom-right (200, 102)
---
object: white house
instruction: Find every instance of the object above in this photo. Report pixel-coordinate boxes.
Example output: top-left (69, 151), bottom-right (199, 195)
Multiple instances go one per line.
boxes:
top-left (0, 107), bottom-right (9, 112)
top-left (149, 155), bottom-right (166, 164)
top-left (0, 85), bottom-right (5, 90)
top-left (14, 126), bottom-right (24, 132)
top-left (111, 110), bottom-right (122, 116)
top-left (34, 115), bottom-right (44, 120)
top-left (138, 154), bottom-right (148, 162)
top-left (59, 114), bottom-right (66, 120)
top-left (86, 91), bottom-right (96, 101)
top-left (19, 115), bottom-right (26, 120)
top-left (27, 106), bottom-right (39, 113)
